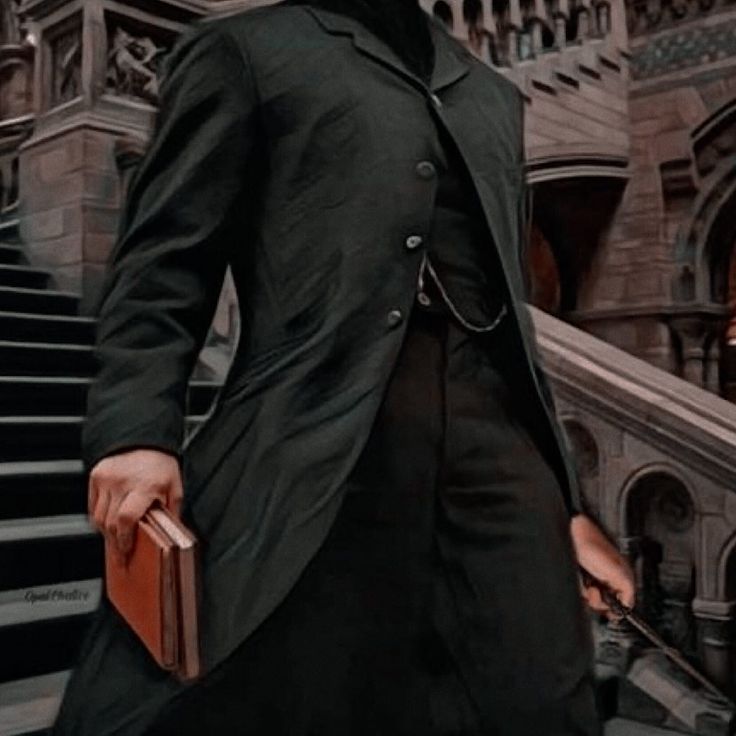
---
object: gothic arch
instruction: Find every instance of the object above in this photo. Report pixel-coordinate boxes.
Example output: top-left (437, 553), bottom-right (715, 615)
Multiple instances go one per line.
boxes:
top-left (433, 1), bottom-right (455, 29)
top-left (676, 98), bottom-right (736, 306)
top-left (618, 463), bottom-right (697, 536)
top-left (619, 466), bottom-right (699, 655)
top-left (463, 0), bottom-right (483, 24)
top-left (527, 170), bottom-right (626, 314)
top-left (0, 1), bottom-right (22, 46)
top-left (715, 532), bottom-right (736, 600)
top-left (672, 98), bottom-right (736, 399)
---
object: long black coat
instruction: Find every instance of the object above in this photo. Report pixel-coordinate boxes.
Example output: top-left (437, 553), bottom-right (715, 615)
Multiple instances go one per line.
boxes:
top-left (57, 3), bottom-right (584, 734)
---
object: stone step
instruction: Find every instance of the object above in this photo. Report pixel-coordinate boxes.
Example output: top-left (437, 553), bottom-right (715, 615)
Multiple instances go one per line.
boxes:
top-left (0, 219), bottom-right (21, 245)
top-left (0, 265), bottom-right (53, 291)
top-left (0, 311), bottom-right (96, 345)
top-left (0, 341), bottom-right (95, 377)
top-left (0, 460), bottom-right (85, 520)
top-left (603, 717), bottom-right (689, 734)
top-left (0, 287), bottom-right (79, 317)
top-left (620, 651), bottom-right (735, 734)
top-left (0, 676), bottom-right (692, 734)
top-left (0, 578), bottom-right (101, 629)
top-left (0, 376), bottom-right (221, 417)
top-left (0, 670), bottom-right (70, 736)
top-left (0, 515), bottom-right (100, 592)
top-left (0, 245), bottom-right (27, 266)
top-left (0, 417), bottom-right (83, 462)
top-left (0, 516), bottom-right (101, 686)
top-left (0, 613), bottom-right (95, 684)
top-left (0, 415), bottom-right (207, 462)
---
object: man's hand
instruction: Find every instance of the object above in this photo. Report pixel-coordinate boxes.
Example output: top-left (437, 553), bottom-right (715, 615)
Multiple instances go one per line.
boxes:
top-left (570, 513), bottom-right (636, 622)
top-left (88, 448), bottom-right (184, 561)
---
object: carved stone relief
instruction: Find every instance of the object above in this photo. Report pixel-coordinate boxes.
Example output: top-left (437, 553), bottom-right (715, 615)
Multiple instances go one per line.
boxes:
top-left (630, 18), bottom-right (736, 79)
top-left (106, 26), bottom-right (168, 105)
top-left (0, 0), bottom-right (23, 46)
top-left (626, 0), bottom-right (730, 38)
top-left (50, 24), bottom-right (82, 107)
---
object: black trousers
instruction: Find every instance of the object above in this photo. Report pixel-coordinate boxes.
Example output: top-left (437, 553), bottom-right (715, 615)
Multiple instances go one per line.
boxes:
top-left (144, 306), bottom-right (601, 736)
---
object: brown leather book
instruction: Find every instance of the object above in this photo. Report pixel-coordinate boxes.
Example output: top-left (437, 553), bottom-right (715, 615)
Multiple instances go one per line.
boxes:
top-left (105, 502), bottom-right (200, 681)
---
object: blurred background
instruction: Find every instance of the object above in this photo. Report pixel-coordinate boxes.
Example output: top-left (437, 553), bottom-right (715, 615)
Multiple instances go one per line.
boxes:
top-left (1, 0), bottom-right (736, 733)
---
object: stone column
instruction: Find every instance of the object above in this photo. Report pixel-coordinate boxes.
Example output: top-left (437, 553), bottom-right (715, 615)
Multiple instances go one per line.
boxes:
top-left (576, 0), bottom-right (592, 40)
top-left (669, 315), bottom-right (708, 387)
top-left (668, 312), bottom-right (728, 393)
top-left (596, 535), bottom-right (642, 671)
top-left (479, 0), bottom-right (498, 65)
top-left (507, 0), bottom-right (523, 63)
top-left (16, 0), bottom-right (204, 314)
top-left (692, 598), bottom-right (736, 698)
top-left (552, 0), bottom-right (569, 50)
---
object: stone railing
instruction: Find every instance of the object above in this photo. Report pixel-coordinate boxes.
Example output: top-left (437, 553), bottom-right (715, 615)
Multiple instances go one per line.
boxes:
top-left (531, 303), bottom-right (736, 712)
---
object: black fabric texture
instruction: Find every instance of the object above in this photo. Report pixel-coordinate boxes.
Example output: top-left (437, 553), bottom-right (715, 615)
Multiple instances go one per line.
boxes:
top-left (141, 307), bottom-right (600, 736)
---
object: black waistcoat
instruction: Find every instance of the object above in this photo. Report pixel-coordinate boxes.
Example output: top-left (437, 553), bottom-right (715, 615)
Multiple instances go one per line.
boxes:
top-left (418, 124), bottom-right (509, 330)
top-left (288, 0), bottom-right (508, 330)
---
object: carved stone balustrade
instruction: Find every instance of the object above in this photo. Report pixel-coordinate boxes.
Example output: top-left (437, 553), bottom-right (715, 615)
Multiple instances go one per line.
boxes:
top-left (420, 0), bottom-right (623, 68)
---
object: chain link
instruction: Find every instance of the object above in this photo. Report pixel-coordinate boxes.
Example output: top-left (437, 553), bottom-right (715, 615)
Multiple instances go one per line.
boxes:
top-left (417, 253), bottom-right (507, 334)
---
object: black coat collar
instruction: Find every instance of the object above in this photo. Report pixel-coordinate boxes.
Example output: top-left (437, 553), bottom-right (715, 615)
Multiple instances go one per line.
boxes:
top-left (300, 4), bottom-right (471, 94)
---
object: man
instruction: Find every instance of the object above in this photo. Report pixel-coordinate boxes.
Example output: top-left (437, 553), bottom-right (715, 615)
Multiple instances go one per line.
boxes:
top-left (53, 1), bottom-right (634, 734)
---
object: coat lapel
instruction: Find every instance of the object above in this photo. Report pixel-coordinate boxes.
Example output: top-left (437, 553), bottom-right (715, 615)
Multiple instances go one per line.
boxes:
top-left (301, 5), bottom-right (470, 93)
top-left (300, 4), bottom-right (521, 299)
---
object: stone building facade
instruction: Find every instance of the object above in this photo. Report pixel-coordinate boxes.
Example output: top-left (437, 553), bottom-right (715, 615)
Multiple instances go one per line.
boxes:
top-left (0, 0), bottom-right (735, 734)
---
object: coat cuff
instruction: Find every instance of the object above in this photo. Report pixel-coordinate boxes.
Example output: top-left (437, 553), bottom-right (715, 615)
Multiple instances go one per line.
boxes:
top-left (81, 412), bottom-right (183, 473)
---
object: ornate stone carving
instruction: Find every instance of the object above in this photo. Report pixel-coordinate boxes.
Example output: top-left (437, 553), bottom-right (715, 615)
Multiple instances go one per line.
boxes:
top-left (106, 27), bottom-right (167, 105)
top-left (626, 0), bottom-right (733, 37)
top-left (0, 0), bottom-right (24, 46)
top-left (630, 19), bottom-right (736, 79)
top-left (50, 24), bottom-right (82, 106)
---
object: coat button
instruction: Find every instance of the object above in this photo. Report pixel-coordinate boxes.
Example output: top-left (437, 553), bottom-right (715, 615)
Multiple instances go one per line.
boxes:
top-left (386, 309), bottom-right (403, 328)
top-left (405, 235), bottom-right (423, 250)
top-left (415, 160), bottom-right (436, 180)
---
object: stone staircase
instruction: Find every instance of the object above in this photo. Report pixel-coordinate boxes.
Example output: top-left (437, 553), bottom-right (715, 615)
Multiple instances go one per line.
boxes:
top-left (0, 220), bottom-right (221, 735)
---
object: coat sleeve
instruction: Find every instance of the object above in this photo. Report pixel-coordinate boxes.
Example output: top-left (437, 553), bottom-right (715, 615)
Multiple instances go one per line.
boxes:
top-left (513, 90), bottom-right (585, 518)
top-left (80, 22), bottom-right (258, 472)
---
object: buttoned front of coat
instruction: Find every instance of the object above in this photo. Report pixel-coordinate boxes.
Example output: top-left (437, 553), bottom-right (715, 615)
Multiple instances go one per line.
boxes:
top-left (66, 5), bottom-right (585, 734)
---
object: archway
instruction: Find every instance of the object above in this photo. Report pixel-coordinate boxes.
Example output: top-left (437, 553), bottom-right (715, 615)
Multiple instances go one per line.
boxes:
top-left (527, 173), bottom-right (626, 314)
top-left (676, 99), bottom-right (736, 399)
top-left (624, 470), bottom-right (697, 657)
top-left (463, 0), bottom-right (483, 23)
top-left (722, 538), bottom-right (736, 601)
top-left (432, 1), bottom-right (454, 29)
top-left (723, 247), bottom-right (736, 401)
top-left (711, 535), bottom-right (736, 695)
top-left (462, 0), bottom-right (488, 54)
